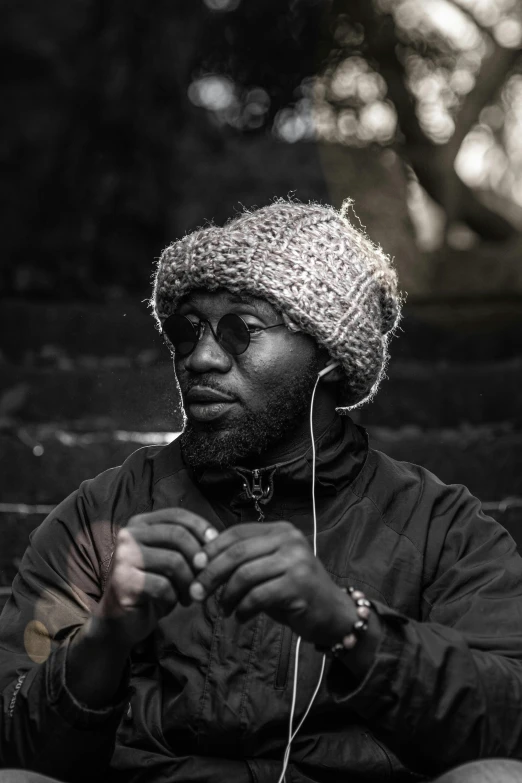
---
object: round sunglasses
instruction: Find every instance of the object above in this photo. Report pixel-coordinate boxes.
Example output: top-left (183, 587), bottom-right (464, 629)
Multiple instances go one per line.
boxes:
top-left (162, 313), bottom-right (286, 357)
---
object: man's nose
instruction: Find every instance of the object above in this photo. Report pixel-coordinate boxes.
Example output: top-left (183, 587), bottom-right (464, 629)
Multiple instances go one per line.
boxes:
top-left (183, 325), bottom-right (233, 374)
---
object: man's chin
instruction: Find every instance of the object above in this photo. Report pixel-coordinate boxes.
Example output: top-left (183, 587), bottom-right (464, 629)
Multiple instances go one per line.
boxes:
top-left (179, 424), bottom-right (257, 469)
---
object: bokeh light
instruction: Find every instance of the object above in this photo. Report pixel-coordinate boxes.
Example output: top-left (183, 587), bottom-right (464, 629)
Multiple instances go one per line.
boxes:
top-left (203, 0), bottom-right (242, 11)
top-left (188, 74), bottom-right (237, 113)
top-left (24, 620), bottom-right (51, 664)
top-left (189, 0), bottom-right (522, 225)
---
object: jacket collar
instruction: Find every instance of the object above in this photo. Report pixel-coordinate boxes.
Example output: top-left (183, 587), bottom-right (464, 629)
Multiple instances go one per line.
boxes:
top-left (190, 414), bottom-right (368, 510)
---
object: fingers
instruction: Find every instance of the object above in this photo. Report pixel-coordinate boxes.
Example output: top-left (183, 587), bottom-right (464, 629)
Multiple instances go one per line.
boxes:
top-left (101, 562), bottom-right (178, 621)
top-left (189, 532), bottom-right (285, 602)
top-left (128, 524), bottom-right (204, 575)
top-left (219, 555), bottom-right (287, 615)
top-left (110, 531), bottom-right (183, 604)
top-left (115, 509), bottom-right (220, 608)
top-left (135, 571), bottom-right (179, 613)
top-left (118, 515), bottom-right (305, 624)
top-left (189, 522), bottom-right (305, 603)
top-left (129, 508), bottom-right (218, 547)
top-left (203, 522), bottom-right (294, 561)
top-left (135, 545), bottom-right (198, 606)
top-left (125, 509), bottom-right (219, 579)
top-left (234, 576), bottom-right (290, 622)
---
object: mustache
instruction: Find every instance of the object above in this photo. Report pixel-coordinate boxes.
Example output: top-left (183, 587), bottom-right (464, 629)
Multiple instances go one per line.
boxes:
top-left (181, 376), bottom-right (239, 399)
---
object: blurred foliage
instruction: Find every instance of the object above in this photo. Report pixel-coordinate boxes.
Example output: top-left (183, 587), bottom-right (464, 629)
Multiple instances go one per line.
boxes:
top-left (1, 0), bottom-right (522, 298)
top-left (195, 0), bottom-right (522, 242)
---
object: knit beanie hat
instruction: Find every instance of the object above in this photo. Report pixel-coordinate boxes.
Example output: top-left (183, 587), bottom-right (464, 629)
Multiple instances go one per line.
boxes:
top-left (152, 198), bottom-right (402, 409)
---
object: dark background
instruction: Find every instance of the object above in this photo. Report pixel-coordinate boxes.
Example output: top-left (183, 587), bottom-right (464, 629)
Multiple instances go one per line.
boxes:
top-left (1, 0), bottom-right (522, 598)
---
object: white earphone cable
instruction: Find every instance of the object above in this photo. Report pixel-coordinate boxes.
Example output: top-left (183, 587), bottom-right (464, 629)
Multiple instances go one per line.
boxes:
top-left (277, 371), bottom-right (327, 783)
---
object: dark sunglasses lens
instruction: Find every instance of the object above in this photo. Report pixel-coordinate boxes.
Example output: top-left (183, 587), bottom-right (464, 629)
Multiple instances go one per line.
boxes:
top-left (217, 313), bottom-right (250, 355)
top-left (162, 315), bottom-right (197, 356)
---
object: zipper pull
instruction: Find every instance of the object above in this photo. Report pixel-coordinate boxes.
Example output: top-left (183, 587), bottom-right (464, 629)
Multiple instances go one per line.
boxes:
top-left (235, 466), bottom-right (275, 522)
top-left (245, 469), bottom-right (265, 522)
top-left (237, 468), bottom-right (267, 523)
top-left (251, 469), bottom-right (264, 500)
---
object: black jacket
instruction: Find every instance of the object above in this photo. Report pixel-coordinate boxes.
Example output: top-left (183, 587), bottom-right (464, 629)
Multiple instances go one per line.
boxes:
top-left (1, 416), bottom-right (522, 783)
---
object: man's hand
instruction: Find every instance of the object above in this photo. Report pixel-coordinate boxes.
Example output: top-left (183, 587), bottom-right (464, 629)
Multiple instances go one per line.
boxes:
top-left (188, 521), bottom-right (357, 648)
top-left (93, 509), bottom-right (218, 651)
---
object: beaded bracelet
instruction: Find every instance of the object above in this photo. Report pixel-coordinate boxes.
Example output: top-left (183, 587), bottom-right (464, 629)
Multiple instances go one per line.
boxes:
top-left (316, 586), bottom-right (372, 656)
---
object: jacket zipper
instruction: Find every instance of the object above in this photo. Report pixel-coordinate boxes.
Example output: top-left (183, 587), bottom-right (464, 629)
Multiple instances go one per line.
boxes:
top-left (239, 467), bottom-right (293, 687)
top-left (238, 467), bottom-right (275, 522)
top-left (275, 624), bottom-right (293, 689)
top-left (250, 469), bottom-right (264, 501)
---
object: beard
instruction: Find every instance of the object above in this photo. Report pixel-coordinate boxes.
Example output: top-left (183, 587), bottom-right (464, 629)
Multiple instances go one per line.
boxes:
top-left (179, 360), bottom-right (321, 469)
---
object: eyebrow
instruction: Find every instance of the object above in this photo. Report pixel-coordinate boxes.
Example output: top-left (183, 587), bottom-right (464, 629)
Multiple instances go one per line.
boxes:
top-left (227, 292), bottom-right (263, 306)
top-left (189, 292), bottom-right (263, 307)
top-left (179, 290), bottom-right (270, 312)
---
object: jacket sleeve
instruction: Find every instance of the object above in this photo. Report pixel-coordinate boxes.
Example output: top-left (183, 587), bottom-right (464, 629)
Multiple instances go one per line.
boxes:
top-left (0, 461), bottom-right (142, 781)
top-left (327, 483), bottom-right (522, 775)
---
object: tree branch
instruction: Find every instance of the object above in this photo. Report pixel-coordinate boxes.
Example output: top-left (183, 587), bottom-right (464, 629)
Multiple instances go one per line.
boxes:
top-left (447, 39), bottom-right (521, 160)
top-left (351, 0), bottom-right (518, 240)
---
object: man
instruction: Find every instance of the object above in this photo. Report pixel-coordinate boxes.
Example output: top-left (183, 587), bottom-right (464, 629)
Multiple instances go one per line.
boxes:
top-left (1, 199), bottom-right (522, 783)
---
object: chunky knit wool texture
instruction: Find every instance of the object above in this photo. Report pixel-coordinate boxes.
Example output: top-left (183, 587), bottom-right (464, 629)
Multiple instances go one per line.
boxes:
top-left (152, 198), bottom-right (402, 409)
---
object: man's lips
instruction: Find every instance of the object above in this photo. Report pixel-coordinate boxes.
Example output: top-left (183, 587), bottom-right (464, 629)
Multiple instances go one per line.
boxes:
top-left (185, 386), bottom-right (237, 422)
top-left (185, 386), bottom-right (236, 404)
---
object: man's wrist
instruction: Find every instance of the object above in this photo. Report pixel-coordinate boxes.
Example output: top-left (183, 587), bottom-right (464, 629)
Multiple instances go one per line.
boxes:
top-left (337, 606), bottom-right (382, 679)
top-left (65, 617), bottom-right (132, 710)
top-left (84, 615), bottom-right (135, 656)
top-left (316, 588), bottom-right (383, 680)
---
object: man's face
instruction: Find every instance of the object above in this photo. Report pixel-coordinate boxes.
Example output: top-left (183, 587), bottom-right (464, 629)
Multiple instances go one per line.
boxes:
top-left (171, 288), bottom-right (323, 468)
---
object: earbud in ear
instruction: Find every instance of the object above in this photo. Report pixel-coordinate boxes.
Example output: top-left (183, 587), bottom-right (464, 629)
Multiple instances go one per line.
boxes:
top-left (317, 361), bottom-right (340, 378)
